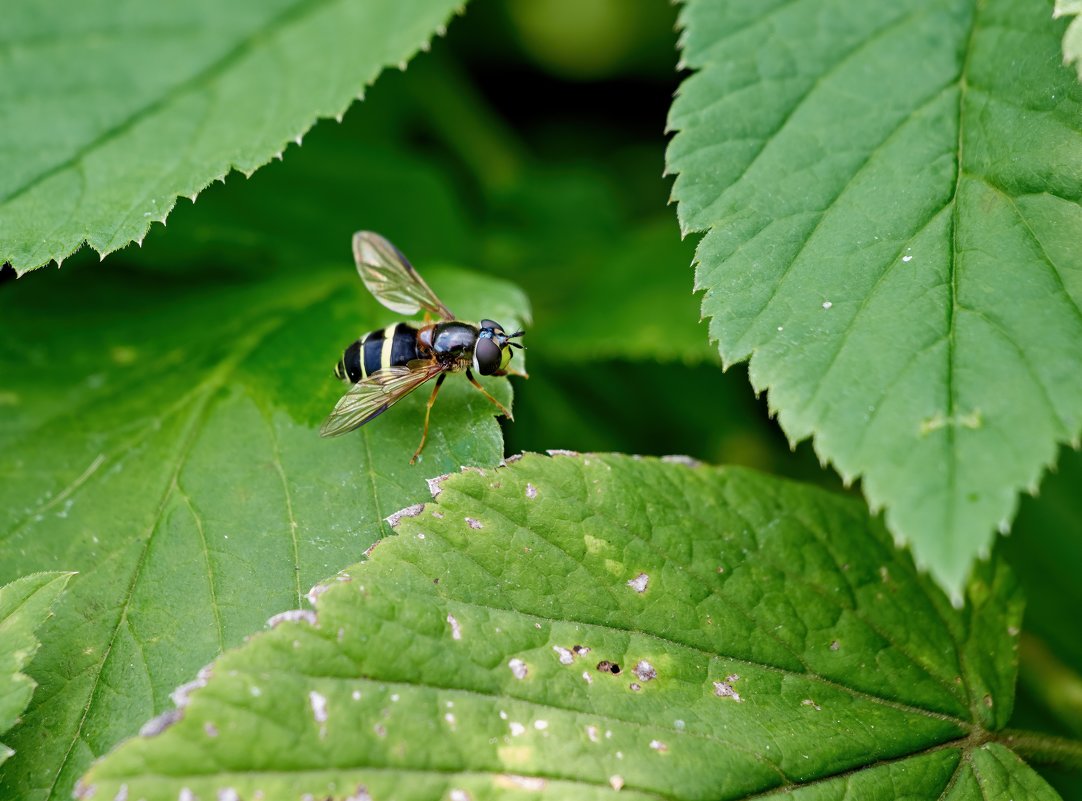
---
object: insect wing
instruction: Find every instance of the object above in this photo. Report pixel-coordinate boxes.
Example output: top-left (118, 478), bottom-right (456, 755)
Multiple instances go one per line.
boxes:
top-left (353, 231), bottom-right (455, 320)
top-left (320, 363), bottom-right (445, 438)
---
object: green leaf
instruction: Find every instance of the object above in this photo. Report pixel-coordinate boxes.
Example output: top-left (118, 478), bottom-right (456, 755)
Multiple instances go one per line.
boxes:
top-left (80, 454), bottom-right (1057, 800)
top-left (667, 0), bottom-right (1082, 598)
top-left (531, 220), bottom-right (713, 365)
top-left (0, 573), bottom-right (73, 767)
top-left (0, 0), bottom-right (464, 275)
top-left (0, 259), bottom-right (527, 800)
top-left (1057, 0), bottom-right (1082, 82)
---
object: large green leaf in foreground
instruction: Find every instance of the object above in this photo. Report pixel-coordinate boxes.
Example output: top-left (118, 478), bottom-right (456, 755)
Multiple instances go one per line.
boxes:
top-left (0, 573), bottom-right (73, 767)
top-left (81, 454), bottom-right (1053, 799)
top-left (0, 261), bottom-right (526, 800)
top-left (667, 0), bottom-right (1082, 597)
top-left (0, 0), bottom-right (463, 275)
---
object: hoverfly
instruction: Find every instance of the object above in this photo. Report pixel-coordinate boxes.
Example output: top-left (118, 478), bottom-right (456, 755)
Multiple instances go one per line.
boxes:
top-left (321, 231), bottom-right (525, 463)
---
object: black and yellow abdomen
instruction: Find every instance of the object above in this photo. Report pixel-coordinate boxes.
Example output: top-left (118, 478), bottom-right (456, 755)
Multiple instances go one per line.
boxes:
top-left (334, 323), bottom-right (420, 382)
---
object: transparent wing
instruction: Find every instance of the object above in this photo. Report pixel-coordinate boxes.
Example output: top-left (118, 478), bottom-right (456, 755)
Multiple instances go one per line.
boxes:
top-left (320, 363), bottom-right (444, 438)
top-left (353, 231), bottom-right (455, 320)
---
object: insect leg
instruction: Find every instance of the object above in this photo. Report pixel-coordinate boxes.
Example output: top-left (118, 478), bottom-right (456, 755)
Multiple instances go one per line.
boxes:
top-left (411, 372), bottom-right (447, 464)
top-left (465, 369), bottom-right (513, 421)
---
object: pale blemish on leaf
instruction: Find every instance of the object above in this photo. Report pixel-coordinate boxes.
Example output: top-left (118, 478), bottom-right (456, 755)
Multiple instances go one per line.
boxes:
top-left (632, 660), bottom-right (657, 682)
top-left (627, 573), bottom-right (649, 593)
top-left (267, 609), bottom-right (317, 628)
top-left (427, 474), bottom-right (452, 499)
top-left (138, 709), bottom-right (181, 738)
top-left (385, 503), bottom-right (425, 528)
top-left (660, 455), bottom-right (701, 467)
top-left (609, 775), bottom-right (624, 791)
top-left (447, 613), bottom-right (462, 640)
top-left (465, 517), bottom-right (483, 530)
top-left (713, 675), bottom-right (743, 702)
top-left (553, 646), bottom-right (574, 664)
top-left (170, 666), bottom-right (212, 708)
top-left (650, 739), bottom-right (668, 753)
top-left (508, 658), bottom-right (528, 679)
top-left (309, 690), bottom-right (329, 725)
top-left (526, 483), bottom-right (538, 499)
top-left (495, 775), bottom-right (547, 791)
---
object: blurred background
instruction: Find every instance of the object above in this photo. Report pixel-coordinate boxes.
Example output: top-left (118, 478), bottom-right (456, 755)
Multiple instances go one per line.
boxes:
top-left (3, 0), bottom-right (1079, 795)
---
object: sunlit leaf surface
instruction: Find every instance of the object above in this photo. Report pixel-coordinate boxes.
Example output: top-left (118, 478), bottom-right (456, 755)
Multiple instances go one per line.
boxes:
top-left (0, 0), bottom-right (464, 274)
top-left (81, 454), bottom-right (1053, 800)
top-left (667, 0), bottom-right (1082, 596)
top-left (0, 258), bottom-right (527, 800)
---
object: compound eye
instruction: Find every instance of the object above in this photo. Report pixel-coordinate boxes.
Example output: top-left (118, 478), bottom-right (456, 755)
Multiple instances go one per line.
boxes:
top-left (475, 337), bottom-right (502, 375)
top-left (480, 319), bottom-right (503, 334)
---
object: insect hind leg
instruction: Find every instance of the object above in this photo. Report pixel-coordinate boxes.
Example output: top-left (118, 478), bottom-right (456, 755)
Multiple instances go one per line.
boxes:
top-left (411, 372), bottom-right (447, 464)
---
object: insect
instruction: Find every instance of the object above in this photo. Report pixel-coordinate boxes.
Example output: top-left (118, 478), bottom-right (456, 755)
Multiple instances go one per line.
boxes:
top-left (321, 231), bottom-right (525, 463)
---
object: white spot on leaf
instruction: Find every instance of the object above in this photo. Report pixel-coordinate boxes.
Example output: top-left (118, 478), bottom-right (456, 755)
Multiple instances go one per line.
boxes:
top-left (267, 609), bottom-right (317, 628)
top-left (447, 614), bottom-right (462, 640)
top-left (309, 690), bottom-right (329, 724)
top-left (496, 776), bottom-right (547, 791)
top-left (140, 709), bottom-right (181, 737)
top-left (627, 573), bottom-right (649, 593)
top-left (508, 658), bottom-right (528, 679)
top-left (553, 646), bottom-right (574, 664)
top-left (465, 517), bottom-right (483, 529)
top-left (713, 677), bottom-right (743, 702)
top-left (385, 503), bottom-right (424, 528)
top-left (632, 660), bottom-right (657, 682)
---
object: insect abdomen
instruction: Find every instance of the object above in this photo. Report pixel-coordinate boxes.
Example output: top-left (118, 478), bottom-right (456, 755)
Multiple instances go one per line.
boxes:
top-left (334, 323), bottom-right (419, 383)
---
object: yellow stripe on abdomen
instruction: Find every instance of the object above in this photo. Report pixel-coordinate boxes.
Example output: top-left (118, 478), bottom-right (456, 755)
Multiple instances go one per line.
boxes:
top-left (380, 324), bottom-right (397, 372)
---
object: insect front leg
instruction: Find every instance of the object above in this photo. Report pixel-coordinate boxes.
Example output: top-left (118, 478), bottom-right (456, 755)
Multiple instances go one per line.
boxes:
top-left (465, 369), bottom-right (513, 421)
top-left (411, 372), bottom-right (447, 464)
